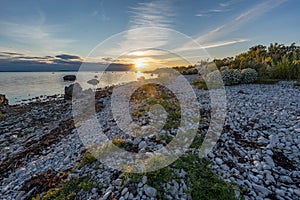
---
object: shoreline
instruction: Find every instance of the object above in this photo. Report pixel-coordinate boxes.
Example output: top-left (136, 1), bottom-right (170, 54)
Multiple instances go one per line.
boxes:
top-left (0, 80), bottom-right (300, 199)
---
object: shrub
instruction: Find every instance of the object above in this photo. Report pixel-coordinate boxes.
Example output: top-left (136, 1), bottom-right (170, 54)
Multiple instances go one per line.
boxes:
top-left (222, 69), bottom-right (242, 85)
top-left (241, 68), bottom-right (258, 83)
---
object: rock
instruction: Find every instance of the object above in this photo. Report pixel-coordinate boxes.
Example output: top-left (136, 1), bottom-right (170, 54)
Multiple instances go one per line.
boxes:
top-left (0, 94), bottom-right (8, 105)
top-left (121, 187), bottom-right (128, 196)
top-left (263, 156), bottom-right (275, 168)
top-left (64, 83), bottom-right (83, 100)
top-left (294, 188), bottom-right (300, 196)
top-left (215, 157), bottom-right (223, 165)
top-left (252, 184), bottom-right (272, 197)
top-left (63, 75), bottom-right (76, 81)
top-left (87, 79), bottom-right (99, 85)
top-left (265, 172), bottom-right (275, 184)
top-left (138, 141), bottom-right (147, 149)
top-left (102, 190), bottom-right (112, 200)
top-left (279, 176), bottom-right (293, 183)
top-left (144, 185), bottom-right (157, 197)
top-left (142, 176), bottom-right (147, 184)
top-left (275, 189), bottom-right (285, 196)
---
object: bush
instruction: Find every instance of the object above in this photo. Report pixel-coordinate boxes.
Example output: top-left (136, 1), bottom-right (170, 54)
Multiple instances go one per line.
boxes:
top-left (241, 68), bottom-right (258, 83)
top-left (222, 69), bottom-right (242, 85)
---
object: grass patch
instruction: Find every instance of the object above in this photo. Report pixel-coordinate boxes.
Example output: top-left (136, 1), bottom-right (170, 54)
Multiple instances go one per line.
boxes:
top-left (173, 153), bottom-right (240, 200)
top-left (255, 79), bottom-right (280, 84)
top-left (76, 151), bottom-right (97, 169)
top-left (124, 151), bottom-right (240, 200)
top-left (193, 81), bottom-right (208, 90)
top-left (112, 138), bottom-right (126, 149)
top-left (33, 178), bottom-right (98, 200)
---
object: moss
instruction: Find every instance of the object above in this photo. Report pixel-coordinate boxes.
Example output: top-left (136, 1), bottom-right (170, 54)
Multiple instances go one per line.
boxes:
top-left (76, 151), bottom-right (97, 169)
top-left (112, 138), bottom-right (126, 149)
top-left (193, 81), bottom-right (208, 90)
top-left (33, 178), bottom-right (98, 200)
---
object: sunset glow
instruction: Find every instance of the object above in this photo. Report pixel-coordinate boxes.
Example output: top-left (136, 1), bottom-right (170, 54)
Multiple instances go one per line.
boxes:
top-left (135, 58), bottom-right (147, 69)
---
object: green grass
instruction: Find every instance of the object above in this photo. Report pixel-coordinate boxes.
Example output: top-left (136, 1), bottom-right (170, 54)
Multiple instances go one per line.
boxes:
top-left (173, 153), bottom-right (240, 200)
top-left (112, 138), bottom-right (126, 149)
top-left (124, 149), bottom-right (240, 199)
top-left (193, 81), bottom-right (208, 90)
top-left (33, 178), bottom-right (98, 200)
top-left (76, 151), bottom-right (97, 169)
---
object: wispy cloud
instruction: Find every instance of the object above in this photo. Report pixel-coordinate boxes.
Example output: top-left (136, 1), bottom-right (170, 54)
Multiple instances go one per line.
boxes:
top-left (90, 0), bottom-right (110, 22)
top-left (0, 20), bottom-right (76, 55)
top-left (195, 0), bottom-right (287, 44)
top-left (219, 0), bottom-right (244, 7)
top-left (195, 8), bottom-right (231, 17)
top-left (103, 0), bottom-right (173, 57)
top-left (202, 39), bottom-right (248, 49)
top-left (178, 0), bottom-right (287, 53)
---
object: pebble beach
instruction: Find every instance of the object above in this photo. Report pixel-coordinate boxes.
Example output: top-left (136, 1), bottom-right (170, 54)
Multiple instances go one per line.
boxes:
top-left (0, 77), bottom-right (299, 200)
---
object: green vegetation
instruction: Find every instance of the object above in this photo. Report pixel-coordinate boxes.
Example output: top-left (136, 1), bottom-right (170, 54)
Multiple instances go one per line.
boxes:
top-left (112, 138), bottom-right (126, 149)
top-left (174, 153), bottom-right (239, 200)
top-left (192, 78), bottom-right (208, 90)
top-left (130, 84), bottom-right (181, 131)
top-left (173, 65), bottom-right (198, 75)
top-left (124, 151), bottom-right (239, 199)
top-left (32, 178), bottom-right (98, 200)
top-left (76, 151), bottom-right (97, 169)
top-left (214, 43), bottom-right (300, 81)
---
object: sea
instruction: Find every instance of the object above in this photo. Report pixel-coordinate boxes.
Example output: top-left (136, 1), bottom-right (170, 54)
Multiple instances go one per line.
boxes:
top-left (0, 71), bottom-right (155, 104)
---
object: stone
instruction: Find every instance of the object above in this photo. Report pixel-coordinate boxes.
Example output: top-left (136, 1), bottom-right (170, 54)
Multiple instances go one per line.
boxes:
top-left (252, 184), bottom-right (272, 197)
top-left (279, 176), bottom-right (293, 183)
top-left (64, 83), bottom-right (83, 100)
top-left (63, 75), bottom-right (76, 81)
top-left (87, 79), bottom-right (99, 85)
top-left (215, 157), bottom-right (223, 165)
top-left (275, 189), bottom-right (285, 196)
top-left (102, 190), bottom-right (112, 200)
top-left (0, 94), bottom-right (8, 105)
top-left (121, 187), bottom-right (128, 196)
top-left (144, 185), bottom-right (157, 197)
top-left (142, 176), bottom-right (147, 184)
top-left (263, 156), bottom-right (275, 168)
top-left (138, 141), bottom-right (147, 149)
top-left (294, 188), bottom-right (300, 196)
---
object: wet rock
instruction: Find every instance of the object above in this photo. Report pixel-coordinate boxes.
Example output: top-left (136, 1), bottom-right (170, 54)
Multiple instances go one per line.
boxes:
top-left (0, 94), bottom-right (9, 105)
top-left (64, 83), bottom-right (83, 100)
top-left (63, 75), bottom-right (76, 81)
top-left (87, 79), bottom-right (99, 85)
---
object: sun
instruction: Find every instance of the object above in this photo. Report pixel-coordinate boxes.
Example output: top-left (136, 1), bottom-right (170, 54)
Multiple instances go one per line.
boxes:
top-left (135, 58), bottom-right (147, 69)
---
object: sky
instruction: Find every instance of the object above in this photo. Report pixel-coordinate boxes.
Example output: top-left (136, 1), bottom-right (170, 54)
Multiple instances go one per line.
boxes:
top-left (0, 0), bottom-right (299, 71)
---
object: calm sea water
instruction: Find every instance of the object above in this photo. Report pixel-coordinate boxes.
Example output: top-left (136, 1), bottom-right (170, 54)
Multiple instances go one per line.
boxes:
top-left (0, 71), bottom-right (154, 104)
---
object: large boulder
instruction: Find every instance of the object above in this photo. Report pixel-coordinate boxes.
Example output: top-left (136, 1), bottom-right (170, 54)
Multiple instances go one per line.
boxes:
top-left (0, 94), bottom-right (8, 105)
top-left (64, 83), bottom-right (83, 100)
top-left (63, 75), bottom-right (76, 81)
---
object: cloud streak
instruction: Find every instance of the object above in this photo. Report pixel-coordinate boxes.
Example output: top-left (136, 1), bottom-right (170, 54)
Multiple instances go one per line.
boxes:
top-left (195, 8), bottom-right (231, 17)
top-left (0, 20), bottom-right (76, 55)
top-left (177, 0), bottom-right (287, 53)
top-left (195, 0), bottom-right (287, 44)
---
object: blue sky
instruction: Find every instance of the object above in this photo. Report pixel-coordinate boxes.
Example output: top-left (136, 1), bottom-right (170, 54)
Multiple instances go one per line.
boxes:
top-left (0, 0), bottom-right (299, 70)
